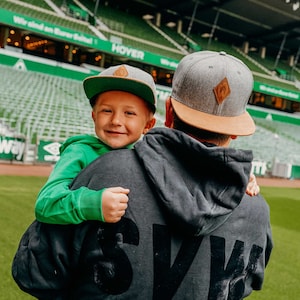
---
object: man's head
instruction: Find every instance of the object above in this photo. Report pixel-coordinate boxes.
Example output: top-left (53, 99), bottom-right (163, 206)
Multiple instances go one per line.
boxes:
top-left (83, 64), bottom-right (157, 114)
top-left (166, 51), bottom-right (255, 139)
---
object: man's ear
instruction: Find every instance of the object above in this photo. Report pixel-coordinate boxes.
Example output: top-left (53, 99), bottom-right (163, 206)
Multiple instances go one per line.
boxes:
top-left (91, 110), bottom-right (96, 122)
top-left (164, 97), bottom-right (174, 128)
top-left (143, 117), bottom-right (156, 134)
top-left (221, 135), bottom-right (237, 147)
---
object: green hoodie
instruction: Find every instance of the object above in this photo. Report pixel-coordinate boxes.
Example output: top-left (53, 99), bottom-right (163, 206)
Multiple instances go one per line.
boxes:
top-left (35, 135), bottom-right (132, 224)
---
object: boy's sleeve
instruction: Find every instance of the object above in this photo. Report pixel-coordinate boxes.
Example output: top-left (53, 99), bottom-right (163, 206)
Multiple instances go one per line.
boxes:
top-left (35, 145), bottom-right (105, 224)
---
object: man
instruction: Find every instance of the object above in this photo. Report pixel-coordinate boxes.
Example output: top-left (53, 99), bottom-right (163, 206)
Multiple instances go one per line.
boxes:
top-left (13, 51), bottom-right (272, 299)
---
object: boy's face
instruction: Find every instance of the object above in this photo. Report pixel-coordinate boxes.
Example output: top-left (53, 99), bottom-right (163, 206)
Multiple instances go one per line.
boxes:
top-left (92, 91), bottom-right (155, 149)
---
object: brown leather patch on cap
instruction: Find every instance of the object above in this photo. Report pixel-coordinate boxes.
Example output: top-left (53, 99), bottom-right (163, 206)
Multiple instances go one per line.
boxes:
top-left (213, 77), bottom-right (231, 104)
top-left (113, 65), bottom-right (128, 77)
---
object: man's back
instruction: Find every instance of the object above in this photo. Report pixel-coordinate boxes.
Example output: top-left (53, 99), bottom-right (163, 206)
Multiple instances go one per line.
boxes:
top-left (13, 128), bottom-right (272, 299)
top-left (68, 144), bottom-right (271, 299)
top-left (13, 50), bottom-right (272, 300)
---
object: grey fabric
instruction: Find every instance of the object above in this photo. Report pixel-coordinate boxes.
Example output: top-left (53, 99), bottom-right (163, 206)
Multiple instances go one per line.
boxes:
top-left (135, 128), bottom-right (253, 235)
top-left (12, 127), bottom-right (272, 299)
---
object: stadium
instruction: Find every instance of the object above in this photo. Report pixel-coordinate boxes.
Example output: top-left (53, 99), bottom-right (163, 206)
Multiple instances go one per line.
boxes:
top-left (0, 0), bottom-right (300, 179)
top-left (0, 1), bottom-right (300, 299)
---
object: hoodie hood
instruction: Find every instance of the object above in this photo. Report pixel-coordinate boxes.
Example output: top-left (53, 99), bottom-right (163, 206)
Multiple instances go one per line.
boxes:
top-left (60, 135), bottom-right (134, 155)
top-left (60, 135), bottom-right (107, 154)
top-left (134, 127), bottom-right (253, 236)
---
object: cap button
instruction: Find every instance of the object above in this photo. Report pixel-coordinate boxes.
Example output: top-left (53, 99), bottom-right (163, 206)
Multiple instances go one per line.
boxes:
top-left (219, 51), bottom-right (227, 56)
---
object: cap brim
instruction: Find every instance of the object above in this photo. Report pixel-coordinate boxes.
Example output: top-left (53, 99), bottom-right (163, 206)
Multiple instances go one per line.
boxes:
top-left (171, 98), bottom-right (255, 136)
top-left (84, 76), bottom-right (156, 110)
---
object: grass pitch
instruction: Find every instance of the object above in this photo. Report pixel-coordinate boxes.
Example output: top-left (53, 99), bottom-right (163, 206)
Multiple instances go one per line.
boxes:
top-left (0, 176), bottom-right (299, 299)
top-left (0, 176), bottom-right (46, 300)
top-left (250, 187), bottom-right (300, 300)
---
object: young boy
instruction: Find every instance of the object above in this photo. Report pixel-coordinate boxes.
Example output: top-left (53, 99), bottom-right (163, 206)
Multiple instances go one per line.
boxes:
top-left (35, 64), bottom-right (156, 224)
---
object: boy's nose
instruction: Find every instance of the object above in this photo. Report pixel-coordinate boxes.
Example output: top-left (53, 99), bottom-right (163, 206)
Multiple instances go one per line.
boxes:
top-left (111, 113), bottom-right (122, 125)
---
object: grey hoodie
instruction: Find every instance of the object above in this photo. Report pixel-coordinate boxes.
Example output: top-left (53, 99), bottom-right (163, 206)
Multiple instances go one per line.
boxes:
top-left (12, 128), bottom-right (272, 300)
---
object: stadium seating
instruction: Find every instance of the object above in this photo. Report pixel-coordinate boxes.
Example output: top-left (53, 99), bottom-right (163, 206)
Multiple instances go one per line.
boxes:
top-left (230, 117), bottom-right (300, 165)
top-left (0, 64), bottom-right (94, 142)
top-left (3, 0), bottom-right (299, 78)
top-left (2, 0), bottom-right (96, 36)
top-left (25, 0), bottom-right (53, 10)
top-left (1, 62), bottom-right (300, 166)
top-left (1, 0), bottom-right (299, 167)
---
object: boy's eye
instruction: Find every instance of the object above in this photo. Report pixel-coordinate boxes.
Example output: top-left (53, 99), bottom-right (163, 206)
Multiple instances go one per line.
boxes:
top-left (125, 111), bottom-right (136, 116)
top-left (101, 108), bottom-right (112, 113)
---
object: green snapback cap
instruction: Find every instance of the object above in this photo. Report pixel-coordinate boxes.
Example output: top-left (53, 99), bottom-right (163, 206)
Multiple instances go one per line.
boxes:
top-left (83, 64), bottom-right (156, 112)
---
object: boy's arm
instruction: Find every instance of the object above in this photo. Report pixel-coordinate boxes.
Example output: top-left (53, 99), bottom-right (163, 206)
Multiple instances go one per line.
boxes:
top-left (35, 145), bottom-right (129, 224)
top-left (35, 145), bottom-right (105, 224)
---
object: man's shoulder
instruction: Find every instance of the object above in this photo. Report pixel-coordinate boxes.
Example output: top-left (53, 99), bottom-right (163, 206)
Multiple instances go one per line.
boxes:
top-left (93, 148), bottom-right (136, 166)
top-left (236, 193), bottom-right (270, 222)
top-left (71, 148), bottom-right (140, 190)
top-left (82, 148), bottom-right (137, 172)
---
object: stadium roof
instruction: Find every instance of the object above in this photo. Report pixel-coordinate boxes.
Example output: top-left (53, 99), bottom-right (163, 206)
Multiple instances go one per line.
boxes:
top-left (106, 0), bottom-right (300, 60)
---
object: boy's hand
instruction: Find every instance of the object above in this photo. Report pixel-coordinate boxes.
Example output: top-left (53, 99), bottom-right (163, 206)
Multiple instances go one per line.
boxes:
top-left (246, 173), bottom-right (260, 196)
top-left (102, 187), bottom-right (130, 223)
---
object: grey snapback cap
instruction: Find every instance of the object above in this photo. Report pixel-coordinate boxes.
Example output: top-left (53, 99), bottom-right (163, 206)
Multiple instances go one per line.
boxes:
top-left (171, 51), bottom-right (255, 136)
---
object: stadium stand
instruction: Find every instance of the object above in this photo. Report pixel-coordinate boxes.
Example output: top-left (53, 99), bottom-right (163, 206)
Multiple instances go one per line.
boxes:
top-left (0, 64), bottom-right (94, 141)
top-left (0, 0), bottom-right (299, 176)
top-left (2, 0), bottom-right (299, 80)
top-left (1, 62), bottom-right (300, 167)
top-left (230, 118), bottom-right (300, 166)
top-left (79, 1), bottom-right (186, 60)
top-left (1, 0), bottom-right (96, 36)
top-left (1, 0), bottom-right (187, 61)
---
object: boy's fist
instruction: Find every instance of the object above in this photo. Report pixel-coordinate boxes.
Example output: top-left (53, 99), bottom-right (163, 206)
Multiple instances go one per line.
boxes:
top-left (102, 187), bottom-right (130, 223)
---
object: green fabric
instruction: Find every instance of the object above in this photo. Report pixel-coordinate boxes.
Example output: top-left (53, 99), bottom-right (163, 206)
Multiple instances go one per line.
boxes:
top-left (35, 135), bottom-right (132, 224)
